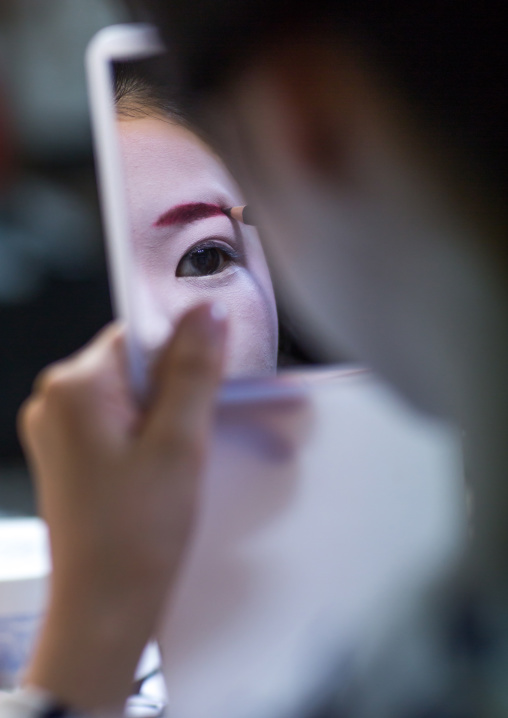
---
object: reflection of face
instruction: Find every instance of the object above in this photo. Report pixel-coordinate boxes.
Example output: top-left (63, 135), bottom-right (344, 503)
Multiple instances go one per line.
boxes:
top-left (118, 116), bottom-right (278, 376)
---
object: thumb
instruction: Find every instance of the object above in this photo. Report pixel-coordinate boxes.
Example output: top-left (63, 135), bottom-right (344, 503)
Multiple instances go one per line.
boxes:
top-left (141, 302), bottom-right (228, 456)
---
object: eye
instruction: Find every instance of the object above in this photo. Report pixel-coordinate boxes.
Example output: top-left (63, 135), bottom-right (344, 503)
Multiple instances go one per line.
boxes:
top-left (176, 244), bottom-right (236, 277)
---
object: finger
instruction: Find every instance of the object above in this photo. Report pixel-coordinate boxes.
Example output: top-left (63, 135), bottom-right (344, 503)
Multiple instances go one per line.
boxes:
top-left (28, 322), bottom-right (137, 447)
top-left (142, 302), bottom-right (228, 457)
top-left (32, 322), bottom-right (125, 396)
top-left (17, 393), bottom-right (45, 459)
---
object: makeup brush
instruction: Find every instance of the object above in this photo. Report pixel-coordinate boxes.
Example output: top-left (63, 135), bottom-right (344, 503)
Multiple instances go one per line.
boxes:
top-left (222, 205), bottom-right (256, 226)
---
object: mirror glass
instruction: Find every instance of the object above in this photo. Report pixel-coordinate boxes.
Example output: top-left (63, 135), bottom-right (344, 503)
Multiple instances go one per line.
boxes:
top-left (112, 55), bottom-right (329, 382)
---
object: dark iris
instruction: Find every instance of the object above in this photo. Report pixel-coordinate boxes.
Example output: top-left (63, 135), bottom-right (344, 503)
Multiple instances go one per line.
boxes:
top-left (176, 246), bottom-right (231, 277)
top-left (192, 248), bottom-right (220, 274)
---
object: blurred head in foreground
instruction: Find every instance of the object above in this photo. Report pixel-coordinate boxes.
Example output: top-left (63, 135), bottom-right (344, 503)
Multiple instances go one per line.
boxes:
top-left (114, 65), bottom-right (278, 376)
top-left (126, 2), bottom-right (508, 554)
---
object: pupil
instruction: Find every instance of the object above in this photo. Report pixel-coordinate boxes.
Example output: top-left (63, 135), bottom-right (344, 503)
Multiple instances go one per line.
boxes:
top-left (192, 248), bottom-right (220, 275)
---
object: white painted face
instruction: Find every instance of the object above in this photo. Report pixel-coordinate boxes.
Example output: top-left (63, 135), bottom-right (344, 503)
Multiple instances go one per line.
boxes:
top-left (117, 116), bottom-right (278, 377)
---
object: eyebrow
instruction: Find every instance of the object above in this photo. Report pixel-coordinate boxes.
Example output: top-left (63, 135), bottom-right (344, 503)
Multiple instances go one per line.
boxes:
top-left (153, 202), bottom-right (225, 228)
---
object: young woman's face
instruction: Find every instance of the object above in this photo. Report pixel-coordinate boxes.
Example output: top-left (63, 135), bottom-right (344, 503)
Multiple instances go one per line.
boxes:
top-left (118, 116), bottom-right (278, 376)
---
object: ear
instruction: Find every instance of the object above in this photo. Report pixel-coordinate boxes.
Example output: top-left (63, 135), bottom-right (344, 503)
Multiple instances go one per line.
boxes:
top-left (256, 37), bottom-right (360, 183)
top-left (213, 34), bottom-right (371, 209)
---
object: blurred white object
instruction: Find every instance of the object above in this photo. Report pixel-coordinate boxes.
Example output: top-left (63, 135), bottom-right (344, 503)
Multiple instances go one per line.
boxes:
top-left (0, 518), bottom-right (50, 689)
top-left (130, 640), bottom-right (167, 718)
top-left (86, 23), bottom-right (166, 399)
top-left (160, 368), bottom-right (467, 718)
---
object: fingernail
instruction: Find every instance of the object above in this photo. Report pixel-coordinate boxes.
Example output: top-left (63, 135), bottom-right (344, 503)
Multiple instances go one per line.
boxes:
top-left (186, 303), bottom-right (228, 346)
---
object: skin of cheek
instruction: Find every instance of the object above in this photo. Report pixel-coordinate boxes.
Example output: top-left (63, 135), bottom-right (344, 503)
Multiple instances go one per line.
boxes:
top-left (220, 273), bottom-right (279, 377)
top-left (146, 267), bottom-right (279, 376)
top-left (208, 71), bottom-right (500, 415)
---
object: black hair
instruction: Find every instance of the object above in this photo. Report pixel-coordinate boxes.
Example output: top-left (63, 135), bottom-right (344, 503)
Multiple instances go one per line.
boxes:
top-left (124, 0), bottom-right (508, 193)
top-left (113, 60), bottom-right (186, 123)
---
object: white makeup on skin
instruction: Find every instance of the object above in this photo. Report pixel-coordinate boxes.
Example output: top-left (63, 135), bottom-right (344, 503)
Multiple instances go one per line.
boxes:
top-left (117, 116), bottom-right (278, 377)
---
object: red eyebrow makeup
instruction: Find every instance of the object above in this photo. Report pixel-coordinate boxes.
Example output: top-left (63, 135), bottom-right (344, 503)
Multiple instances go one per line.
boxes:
top-left (154, 202), bottom-right (224, 228)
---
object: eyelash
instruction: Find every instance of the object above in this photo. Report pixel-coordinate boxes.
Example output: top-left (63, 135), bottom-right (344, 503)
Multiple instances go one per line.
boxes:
top-left (175, 239), bottom-right (241, 278)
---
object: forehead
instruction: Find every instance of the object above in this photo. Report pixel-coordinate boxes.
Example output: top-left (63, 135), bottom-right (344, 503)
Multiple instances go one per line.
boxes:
top-left (117, 116), bottom-right (240, 207)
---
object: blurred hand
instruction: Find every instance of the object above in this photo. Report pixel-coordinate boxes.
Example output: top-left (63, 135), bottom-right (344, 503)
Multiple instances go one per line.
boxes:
top-left (17, 303), bottom-right (227, 711)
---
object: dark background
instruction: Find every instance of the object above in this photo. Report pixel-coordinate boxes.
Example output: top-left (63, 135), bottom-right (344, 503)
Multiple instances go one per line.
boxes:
top-left (0, 1), bottom-right (129, 512)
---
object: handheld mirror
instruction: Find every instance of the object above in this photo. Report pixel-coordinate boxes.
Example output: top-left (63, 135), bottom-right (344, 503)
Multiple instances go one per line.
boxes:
top-left (86, 24), bottom-right (300, 402)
